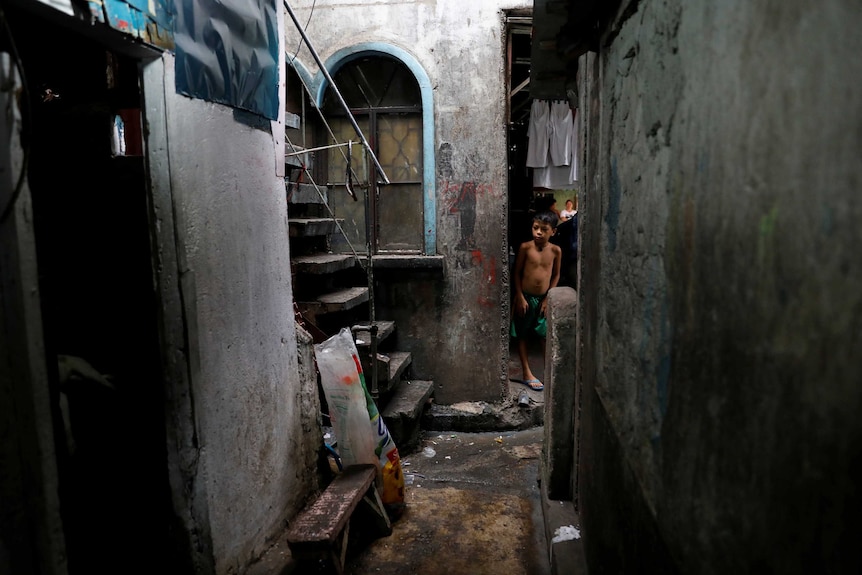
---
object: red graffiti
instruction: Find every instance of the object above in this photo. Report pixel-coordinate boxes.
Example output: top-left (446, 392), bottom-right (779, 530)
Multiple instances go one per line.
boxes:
top-left (470, 249), bottom-right (499, 307)
top-left (441, 180), bottom-right (495, 214)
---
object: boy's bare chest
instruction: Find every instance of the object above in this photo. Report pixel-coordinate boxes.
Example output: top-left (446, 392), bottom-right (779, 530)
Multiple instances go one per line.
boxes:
top-left (526, 246), bottom-right (555, 267)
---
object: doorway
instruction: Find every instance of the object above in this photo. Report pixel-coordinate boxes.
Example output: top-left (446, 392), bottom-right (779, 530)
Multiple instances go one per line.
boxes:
top-left (8, 7), bottom-right (176, 573)
top-left (506, 10), bottom-right (535, 262)
top-left (505, 10), bottom-right (548, 390)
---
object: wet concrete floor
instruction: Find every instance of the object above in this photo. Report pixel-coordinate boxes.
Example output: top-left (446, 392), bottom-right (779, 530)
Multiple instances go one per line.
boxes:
top-left (253, 344), bottom-right (550, 575)
top-left (345, 427), bottom-right (550, 575)
top-left (252, 426), bottom-right (551, 575)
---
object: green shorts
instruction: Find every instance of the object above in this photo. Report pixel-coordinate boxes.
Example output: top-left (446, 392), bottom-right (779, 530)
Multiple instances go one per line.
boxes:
top-left (510, 293), bottom-right (547, 339)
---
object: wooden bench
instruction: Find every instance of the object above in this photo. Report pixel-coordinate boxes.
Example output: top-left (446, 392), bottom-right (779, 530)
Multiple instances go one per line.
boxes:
top-left (286, 464), bottom-right (392, 574)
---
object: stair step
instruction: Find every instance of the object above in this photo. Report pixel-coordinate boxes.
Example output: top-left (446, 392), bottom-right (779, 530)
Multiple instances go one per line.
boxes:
top-left (361, 351), bottom-right (411, 396)
top-left (382, 380), bottom-right (435, 453)
top-left (359, 349), bottom-right (410, 384)
top-left (287, 181), bottom-right (327, 205)
top-left (387, 351), bottom-right (412, 384)
top-left (352, 321), bottom-right (396, 348)
top-left (297, 286), bottom-right (369, 316)
top-left (293, 253), bottom-right (357, 275)
top-left (289, 218), bottom-right (342, 238)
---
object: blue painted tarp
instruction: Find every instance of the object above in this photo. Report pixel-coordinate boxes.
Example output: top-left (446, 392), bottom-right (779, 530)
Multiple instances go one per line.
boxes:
top-left (174, 0), bottom-right (280, 120)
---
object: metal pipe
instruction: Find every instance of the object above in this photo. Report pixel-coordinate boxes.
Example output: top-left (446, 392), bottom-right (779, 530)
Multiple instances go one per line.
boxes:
top-left (285, 141), bottom-right (353, 157)
top-left (283, 0), bottom-right (391, 185)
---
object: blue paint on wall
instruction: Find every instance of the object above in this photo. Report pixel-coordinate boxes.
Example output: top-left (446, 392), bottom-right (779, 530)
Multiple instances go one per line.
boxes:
top-left (286, 58), bottom-right (314, 103)
top-left (88, 0), bottom-right (174, 45)
top-left (638, 259), bottom-right (672, 422)
top-left (300, 42), bottom-right (437, 255)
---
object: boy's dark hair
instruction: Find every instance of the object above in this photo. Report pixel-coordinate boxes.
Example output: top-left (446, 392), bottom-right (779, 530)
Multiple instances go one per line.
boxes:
top-left (533, 210), bottom-right (559, 228)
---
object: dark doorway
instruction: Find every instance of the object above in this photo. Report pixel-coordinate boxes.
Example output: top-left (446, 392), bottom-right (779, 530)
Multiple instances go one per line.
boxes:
top-left (506, 10), bottom-right (535, 263)
top-left (7, 7), bottom-right (177, 574)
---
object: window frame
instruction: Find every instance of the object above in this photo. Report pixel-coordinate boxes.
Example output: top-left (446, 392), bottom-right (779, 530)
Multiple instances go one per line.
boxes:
top-left (290, 44), bottom-right (436, 255)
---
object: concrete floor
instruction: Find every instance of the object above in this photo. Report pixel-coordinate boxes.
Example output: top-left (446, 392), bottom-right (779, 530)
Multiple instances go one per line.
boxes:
top-left (346, 427), bottom-right (550, 575)
top-left (252, 427), bottom-right (551, 575)
top-left (251, 344), bottom-right (554, 575)
top-left (507, 337), bottom-right (548, 399)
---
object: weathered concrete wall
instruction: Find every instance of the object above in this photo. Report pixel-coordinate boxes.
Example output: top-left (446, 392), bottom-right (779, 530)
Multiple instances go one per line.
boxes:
top-left (576, 1), bottom-right (862, 573)
top-left (284, 1), bottom-right (530, 403)
top-left (145, 54), bottom-right (319, 573)
top-left (543, 286), bottom-right (578, 500)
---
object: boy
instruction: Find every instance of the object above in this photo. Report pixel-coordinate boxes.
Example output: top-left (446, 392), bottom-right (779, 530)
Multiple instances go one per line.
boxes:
top-left (511, 210), bottom-right (562, 391)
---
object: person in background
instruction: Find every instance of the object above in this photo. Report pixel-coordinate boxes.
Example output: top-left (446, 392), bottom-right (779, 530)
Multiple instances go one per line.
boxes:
top-left (510, 210), bottom-right (562, 391)
top-left (548, 197), bottom-right (562, 220)
top-left (552, 194), bottom-right (578, 288)
top-left (559, 198), bottom-right (576, 221)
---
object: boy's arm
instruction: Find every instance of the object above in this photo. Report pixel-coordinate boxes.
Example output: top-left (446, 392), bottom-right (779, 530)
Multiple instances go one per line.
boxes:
top-left (513, 243), bottom-right (527, 297)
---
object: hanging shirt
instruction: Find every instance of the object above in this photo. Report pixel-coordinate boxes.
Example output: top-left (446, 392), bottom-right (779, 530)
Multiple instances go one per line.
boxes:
top-left (549, 101), bottom-right (573, 166)
top-left (526, 100), bottom-right (550, 168)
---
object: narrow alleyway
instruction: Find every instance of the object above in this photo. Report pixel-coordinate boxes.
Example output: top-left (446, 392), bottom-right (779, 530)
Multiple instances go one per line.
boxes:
top-left (250, 345), bottom-right (552, 575)
top-left (250, 427), bottom-right (550, 575)
top-left (346, 427), bottom-right (550, 575)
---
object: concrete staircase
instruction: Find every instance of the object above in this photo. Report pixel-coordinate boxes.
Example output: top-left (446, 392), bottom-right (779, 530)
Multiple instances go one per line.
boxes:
top-left (286, 152), bottom-right (433, 454)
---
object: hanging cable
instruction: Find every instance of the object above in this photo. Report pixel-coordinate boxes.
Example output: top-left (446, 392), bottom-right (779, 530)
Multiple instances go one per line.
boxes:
top-left (286, 56), bottom-right (364, 197)
top-left (283, 0), bottom-right (390, 185)
top-left (288, 0), bottom-right (317, 64)
top-left (345, 140), bottom-right (355, 200)
top-left (284, 133), bottom-right (367, 270)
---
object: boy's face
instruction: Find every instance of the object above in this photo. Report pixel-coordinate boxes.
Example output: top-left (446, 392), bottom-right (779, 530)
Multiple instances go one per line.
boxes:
top-left (531, 220), bottom-right (555, 247)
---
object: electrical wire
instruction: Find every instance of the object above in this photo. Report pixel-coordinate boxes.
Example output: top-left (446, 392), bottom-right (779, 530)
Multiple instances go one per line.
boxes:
top-left (288, 58), bottom-right (366, 193)
top-left (284, 133), bottom-right (367, 270)
top-left (288, 0), bottom-right (316, 64)
top-left (0, 5), bottom-right (31, 224)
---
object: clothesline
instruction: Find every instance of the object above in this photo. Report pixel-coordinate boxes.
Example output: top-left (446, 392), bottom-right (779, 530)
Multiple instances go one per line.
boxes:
top-left (285, 141), bottom-right (355, 157)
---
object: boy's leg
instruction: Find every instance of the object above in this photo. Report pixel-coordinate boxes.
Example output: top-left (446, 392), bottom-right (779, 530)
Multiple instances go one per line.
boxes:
top-left (518, 336), bottom-right (537, 383)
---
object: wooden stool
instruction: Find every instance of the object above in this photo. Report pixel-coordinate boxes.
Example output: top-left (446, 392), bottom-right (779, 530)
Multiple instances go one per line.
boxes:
top-left (286, 464), bottom-right (392, 574)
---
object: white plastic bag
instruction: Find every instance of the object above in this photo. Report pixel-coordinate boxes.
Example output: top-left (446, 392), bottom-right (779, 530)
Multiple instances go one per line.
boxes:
top-left (314, 328), bottom-right (406, 514)
top-left (314, 328), bottom-right (378, 467)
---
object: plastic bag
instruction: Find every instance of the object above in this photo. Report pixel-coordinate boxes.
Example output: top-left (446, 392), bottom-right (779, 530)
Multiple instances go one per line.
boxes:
top-left (314, 328), bottom-right (405, 514)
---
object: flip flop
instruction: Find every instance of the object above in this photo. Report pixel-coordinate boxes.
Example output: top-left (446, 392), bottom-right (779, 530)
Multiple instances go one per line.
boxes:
top-left (521, 378), bottom-right (544, 391)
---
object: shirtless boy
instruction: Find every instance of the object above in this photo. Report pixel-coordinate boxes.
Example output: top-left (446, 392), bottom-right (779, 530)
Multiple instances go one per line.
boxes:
top-left (511, 211), bottom-right (562, 391)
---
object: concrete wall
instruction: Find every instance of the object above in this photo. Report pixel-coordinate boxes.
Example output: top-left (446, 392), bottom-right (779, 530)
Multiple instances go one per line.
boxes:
top-left (143, 53), bottom-right (319, 573)
top-left (576, 1), bottom-right (862, 573)
top-left (284, 0), bottom-right (530, 403)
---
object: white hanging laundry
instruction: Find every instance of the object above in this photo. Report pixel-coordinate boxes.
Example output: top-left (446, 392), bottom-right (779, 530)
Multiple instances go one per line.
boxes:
top-left (533, 164), bottom-right (573, 189)
top-left (549, 101), bottom-right (573, 166)
top-left (526, 100), bottom-right (550, 168)
top-left (569, 108), bottom-right (579, 183)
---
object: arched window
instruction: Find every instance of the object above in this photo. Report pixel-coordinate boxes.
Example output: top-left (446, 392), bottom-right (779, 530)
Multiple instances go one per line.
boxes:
top-left (323, 55), bottom-right (423, 254)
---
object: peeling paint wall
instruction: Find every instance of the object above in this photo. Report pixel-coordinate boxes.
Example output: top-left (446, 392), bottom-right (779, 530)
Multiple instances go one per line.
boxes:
top-left (4, 3), bottom-right (318, 574)
top-left (145, 52), bottom-right (318, 573)
top-left (285, 0), bottom-right (530, 403)
top-left (576, 0), bottom-right (862, 573)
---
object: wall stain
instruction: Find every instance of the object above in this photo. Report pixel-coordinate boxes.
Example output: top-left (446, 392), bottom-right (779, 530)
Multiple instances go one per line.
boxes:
top-left (757, 205), bottom-right (779, 266)
top-left (438, 144), bottom-right (493, 250)
top-left (470, 249), bottom-right (498, 307)
top-left (606, 158), bottom-right (622, 252)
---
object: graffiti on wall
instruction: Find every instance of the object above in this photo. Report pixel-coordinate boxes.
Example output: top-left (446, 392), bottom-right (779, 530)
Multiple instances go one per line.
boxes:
top-left (438, 143), bottom-right (494, 250)
top-left (470, 249), bottom-right (498, 308)
top-left (437, 143), bottom-right (500, 306)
